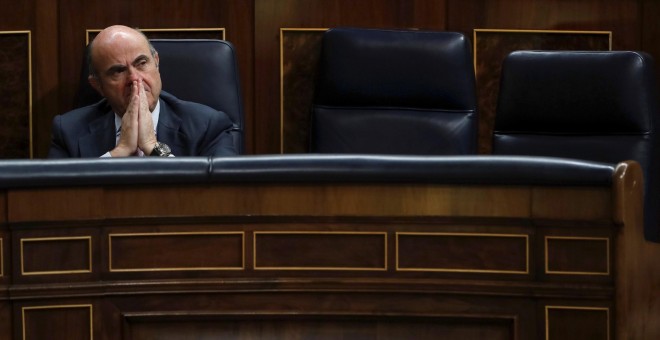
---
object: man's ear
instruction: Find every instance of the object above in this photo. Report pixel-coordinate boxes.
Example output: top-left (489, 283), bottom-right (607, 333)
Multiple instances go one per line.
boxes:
top-left (154, 52), bottom-right (160, 69)
top-left (88, 75), bottom-right (103, 96)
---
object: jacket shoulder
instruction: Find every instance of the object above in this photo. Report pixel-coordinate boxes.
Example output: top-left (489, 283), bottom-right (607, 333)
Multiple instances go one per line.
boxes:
top-left (160, 92), bottom-right (233, 124)
top-left (56, 100), bottom-right (110, 125)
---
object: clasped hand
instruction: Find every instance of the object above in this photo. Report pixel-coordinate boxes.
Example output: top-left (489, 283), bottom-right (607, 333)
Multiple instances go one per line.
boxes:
top-left (110, 80), bottom-right (157, 157)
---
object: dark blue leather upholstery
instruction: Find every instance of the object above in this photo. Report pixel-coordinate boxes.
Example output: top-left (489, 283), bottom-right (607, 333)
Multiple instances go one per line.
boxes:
top-left (0, 158), bottom-right (210, 187)
top-left (311, 28), bottom-right (478, 155)
top-left (209, 155), bottom-right (614, 185)
top-left (493, 50), bottom-right (660, 242)
top-left (0, 156), bottom-right (614, 189)
top-left (77, 39), bottom-right (244, 153)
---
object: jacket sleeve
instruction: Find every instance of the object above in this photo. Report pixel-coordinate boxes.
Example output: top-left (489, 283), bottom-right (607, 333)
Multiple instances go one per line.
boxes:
top-left (199, 111), bottom-right (238, 157)
top-left (47, 115), bottom-right (71, 158)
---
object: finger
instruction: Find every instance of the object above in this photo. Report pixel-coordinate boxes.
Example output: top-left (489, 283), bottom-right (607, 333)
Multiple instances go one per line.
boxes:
top-left (137, 79), bottom-right (157, 151)
top-left (124, 81), bottom-right (139, 117)
top-left (122, 82), bottom-right (140, 142)
top-left (139, 79), bottom-right (149, 113)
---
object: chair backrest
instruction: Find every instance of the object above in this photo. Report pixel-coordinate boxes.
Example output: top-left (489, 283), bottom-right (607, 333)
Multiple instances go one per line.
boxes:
top-left (493, 50), bottom-right (660, 242)
top-left (310, 27), bottom-right (478, 155)
top-left (77, 39), bottom-right (244, 153)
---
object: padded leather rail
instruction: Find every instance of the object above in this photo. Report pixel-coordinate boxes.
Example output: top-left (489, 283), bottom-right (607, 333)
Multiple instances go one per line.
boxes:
top-left (210, 155), bottom-right (614, 185)
top-left (0, 155), bottom-right (615, 188)
top-left (0, 157), bottom-right (211, 188)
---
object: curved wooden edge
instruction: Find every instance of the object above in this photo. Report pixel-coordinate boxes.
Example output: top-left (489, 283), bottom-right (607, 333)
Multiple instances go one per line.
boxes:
top-left (612, 161), bottom-right (643, 225)
top-left (613, 160), bottom-right (660, 339)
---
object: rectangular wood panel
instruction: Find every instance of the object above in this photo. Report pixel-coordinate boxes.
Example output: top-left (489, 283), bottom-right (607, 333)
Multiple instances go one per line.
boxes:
top-left (545, 237), bottom-right (609, 275)
top-left (254, 232), bottom-right (387, 270)
top-left (397, 232), bottom-right (528, 274)
top-left (0, 31), bottom-right (31, 158)
top-left (22, 304), bottom-right (92, 340)
top-left (109, 232), bottom-right (244, 272)
top-left (20, 237), bottom-right (91, 275)
top-left (280, 28), bottom-right (326, 153)
top-left (546, 306), bottom-right (609, 340)
top-left (126, 314), bottom-right (513, 340)
top-left (0, 237), bottom-right (3, 277)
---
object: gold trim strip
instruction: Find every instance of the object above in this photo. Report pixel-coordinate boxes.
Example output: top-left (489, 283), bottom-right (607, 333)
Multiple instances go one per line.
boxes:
top-left (85, 27), bottom-right (226, 45)
top-left (109, 232), bottom-right (244, 272)
top-left (396, 232), bottom-right (529, 274)
top-left (474, 28), bottom-right (612, 34)
top-left (22, 304), bottom-right (93, 340)
top-left (20, 236), bottom-right (92, 275)
top-left (472, 28), bottom-right (613, 76)
top-left (0, 30), bottom-right (33, 158)
top-left (545, 236), bottom-right (610, 275)
top-left (545, 305), bottom-right (610, 340)
top-left (279, 28), bottom-right (329, 153)
top-left (254, 231), bottom-right (387, 271)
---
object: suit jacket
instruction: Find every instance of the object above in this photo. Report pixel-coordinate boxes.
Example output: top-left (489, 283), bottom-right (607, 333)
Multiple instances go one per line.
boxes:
top-left (48, 91), bottom-right (237, 158)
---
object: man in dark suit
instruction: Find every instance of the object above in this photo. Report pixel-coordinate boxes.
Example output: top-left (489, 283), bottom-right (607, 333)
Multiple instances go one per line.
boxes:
top-left (48, 25), bottom-right (237, 158)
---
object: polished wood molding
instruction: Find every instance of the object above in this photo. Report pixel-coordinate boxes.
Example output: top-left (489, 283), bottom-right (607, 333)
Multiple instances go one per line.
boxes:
top-left (1, 161), bottom-right (657, 338)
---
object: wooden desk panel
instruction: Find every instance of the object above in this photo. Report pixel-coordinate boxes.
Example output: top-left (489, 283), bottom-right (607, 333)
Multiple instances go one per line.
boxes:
top-left (1, 162), bottom-right (658, 339)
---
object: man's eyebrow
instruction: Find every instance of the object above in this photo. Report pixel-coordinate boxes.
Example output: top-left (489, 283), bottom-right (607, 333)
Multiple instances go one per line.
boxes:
top-left (132, 54), bottom-right (150, 65)
top-left (105, 64), bottom-right (127, 74)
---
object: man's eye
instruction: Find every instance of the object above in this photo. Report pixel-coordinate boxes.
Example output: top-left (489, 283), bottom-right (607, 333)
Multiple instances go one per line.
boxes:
top-left (108, 69), bottom-right (125, 80)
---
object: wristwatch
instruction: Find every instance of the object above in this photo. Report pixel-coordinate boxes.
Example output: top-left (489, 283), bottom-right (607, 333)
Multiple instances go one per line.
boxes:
top-left (149, 141), bottom-right (172, 157)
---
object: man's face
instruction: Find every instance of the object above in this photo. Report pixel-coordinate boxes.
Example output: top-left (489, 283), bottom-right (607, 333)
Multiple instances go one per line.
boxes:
top-left (89, 29), bottom-right (162, 115)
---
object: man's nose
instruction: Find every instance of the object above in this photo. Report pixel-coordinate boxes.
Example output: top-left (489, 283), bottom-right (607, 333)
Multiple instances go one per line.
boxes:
top-left (127, 66), bottom-right (140, 82)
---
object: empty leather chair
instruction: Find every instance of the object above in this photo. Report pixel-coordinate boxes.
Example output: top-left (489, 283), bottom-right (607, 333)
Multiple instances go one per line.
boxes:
top-left (493, 50), bottom-right (660, 242)
top-left (311, 28), bottom-right (478, 155)
top-left (77, 39), bottom-right (244, 153)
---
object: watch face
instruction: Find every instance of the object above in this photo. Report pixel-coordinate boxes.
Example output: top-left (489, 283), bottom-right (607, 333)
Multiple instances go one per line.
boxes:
top-left (152, 142), bottom-right (171, 156)
top-left (159, 143), bottom-right (171, 154)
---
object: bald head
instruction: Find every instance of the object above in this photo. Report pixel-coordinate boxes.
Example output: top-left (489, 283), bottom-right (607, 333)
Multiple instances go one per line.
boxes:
top-left (88, 25), bottom-right (156, 77)
top-left (86, 25), bottom-right (162, 114)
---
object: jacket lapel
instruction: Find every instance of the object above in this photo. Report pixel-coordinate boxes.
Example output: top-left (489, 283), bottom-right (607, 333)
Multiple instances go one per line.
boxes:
top-left (79, 111), bottom-right (115, 157)
top-left (156, 99), bottom-right (184, 154)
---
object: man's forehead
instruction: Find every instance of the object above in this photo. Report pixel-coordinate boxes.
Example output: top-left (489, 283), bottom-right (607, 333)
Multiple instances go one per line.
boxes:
top-left (93, 37), bottom-right (150, 64)
top-left (99, 28), bottom-right (144, 44)
top-left (94, 29), bottom-right (148, 52)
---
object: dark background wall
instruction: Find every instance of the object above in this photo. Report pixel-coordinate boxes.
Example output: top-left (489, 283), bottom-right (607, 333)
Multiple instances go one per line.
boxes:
top-left (0, 0), bottom-right (658, 157)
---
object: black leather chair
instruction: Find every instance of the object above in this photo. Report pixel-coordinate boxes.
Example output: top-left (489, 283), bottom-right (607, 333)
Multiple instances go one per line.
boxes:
top-left (310, 28), bottom-right (478, 155)
top-left (493, 50), bottom-right (660, 242)
top-left (77, 39), bottom-right (244, 154)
